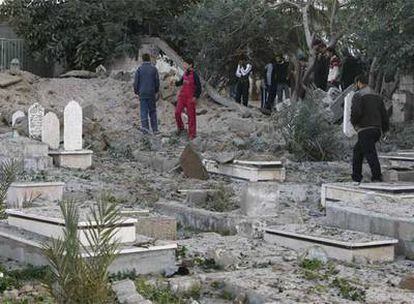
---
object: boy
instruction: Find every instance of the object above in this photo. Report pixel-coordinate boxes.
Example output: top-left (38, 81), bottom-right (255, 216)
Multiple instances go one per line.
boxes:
top-left (175, 59), bottom-right (202, 140)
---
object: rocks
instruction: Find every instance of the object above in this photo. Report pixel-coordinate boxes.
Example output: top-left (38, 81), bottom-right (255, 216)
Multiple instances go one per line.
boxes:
top-left (112, 279), bottom-right (152, 304)
top-left (83, 104), bottom-right (99, 121)
top-left (302, 246), bottom-right (329, 264)
top-left (60, 70), bottom-right (97, 79)
top-left (207, 248), bottom-right (240, 270)
top-left (0, 73), bottom-right (22, 88)
top-left (3, 289), bottom-right (19, 300)
top-left (399, 274), bottom-right (414, 291)
top-left (95, 65), bottom-right (108, 78)
top-left (180, 144), bottom-right (208, 180)
top-left (169, 277), bottom-right (201, 295)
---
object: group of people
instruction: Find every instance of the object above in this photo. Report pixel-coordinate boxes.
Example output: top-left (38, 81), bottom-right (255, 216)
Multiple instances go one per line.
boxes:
top-left (134, 51), bottom-right (389, 184)
top-left (133, 53), bottom-right (201, 140)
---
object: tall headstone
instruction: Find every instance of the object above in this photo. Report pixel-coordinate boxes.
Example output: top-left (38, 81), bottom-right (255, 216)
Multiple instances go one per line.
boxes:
top-left (28, 103), bottom-right (44, 140)
top-left (42, 112), bottom-right (60, 150)
top-left (64, 100), bottom-right (82, 151)
top-left (12, 111), bottom-right (25, 126)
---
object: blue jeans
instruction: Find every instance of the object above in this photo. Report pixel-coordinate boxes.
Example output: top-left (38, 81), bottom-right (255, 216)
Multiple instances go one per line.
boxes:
top-left (140, 97), bottom-right (158, 133)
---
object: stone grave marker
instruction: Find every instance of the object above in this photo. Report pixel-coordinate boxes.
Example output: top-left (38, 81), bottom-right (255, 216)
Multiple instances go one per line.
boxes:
top-left (42, 112), bottom-right (60, 149)
top-left (12, 110), bottom-right (25, 126)
top-left (180, 144), bottom-right (208, 180)
top-left (9, 58), bottom-right (21, 76)
top-left (28, 103), bottom-right (44, 140)
top-left (64, 100), bottom-right (82, 151)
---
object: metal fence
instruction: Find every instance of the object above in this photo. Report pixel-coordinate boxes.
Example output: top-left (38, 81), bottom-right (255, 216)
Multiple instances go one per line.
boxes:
top-left (0, 38), bottom-right (25, 70)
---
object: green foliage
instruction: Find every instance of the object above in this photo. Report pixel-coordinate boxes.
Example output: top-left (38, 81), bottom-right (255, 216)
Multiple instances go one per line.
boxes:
top-left (43, 196), bottom-right (122, 304)
top-left (330, 277), bottom-right (366, 302)
top-left (342, 0), bottom-right (414, 74)
top-left (0, 160), bottom-right (19, 218)
top-left (136, 278), bottom-right (184, 304)
top-left (272, 100), bottom-right (342, 161)
top-left (167, 0), bottom-right (301, 83)
top-left (0, 264), bottom-right (50, 293)
top-left (300, 259), bottom-right (323, 271)
top-left (1, 0), bottom-right (199, 70)
top-left (200, 184), bottom-right (237, 213)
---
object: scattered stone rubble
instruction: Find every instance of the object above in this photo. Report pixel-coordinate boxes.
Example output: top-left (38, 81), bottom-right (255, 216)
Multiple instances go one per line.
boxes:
top-left (1, 67), bottom-right (414, 304)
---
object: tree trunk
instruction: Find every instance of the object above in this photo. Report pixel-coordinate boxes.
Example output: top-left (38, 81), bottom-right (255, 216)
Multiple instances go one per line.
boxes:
top-left (368, 57), bottom-right (378, 88)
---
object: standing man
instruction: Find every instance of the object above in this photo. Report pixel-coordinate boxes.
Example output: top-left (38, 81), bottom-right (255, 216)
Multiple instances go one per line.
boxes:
top-left (134, 53), bottom-right (160, 134)
top-left (313, 43), bottom-right (330, 91)
top-left (275, 55), bottom-right (290, 103)
top-left (264, 58), bottom-right (277, 111)
top-left (351, 74), bottom-right (389, 183)
top-left (235, 56), bottom-right (252, 106)
top-left (175, 59), bottom-right (202, 140)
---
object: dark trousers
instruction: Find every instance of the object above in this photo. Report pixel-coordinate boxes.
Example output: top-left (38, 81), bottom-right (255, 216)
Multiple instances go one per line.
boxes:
top-left (265, 85), bottom-right (277, 110)
top-left (236, 81), bottom-right (249, 106)
top-left (276, 83), bottom-right (290, 103)
top-left (352, 128), bottom-right (382, 182)
top-left (140, 97), bottom-right (158, 133)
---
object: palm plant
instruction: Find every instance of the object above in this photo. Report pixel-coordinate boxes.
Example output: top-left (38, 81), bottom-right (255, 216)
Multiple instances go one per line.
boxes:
top-left (0, 159), bottom-right (19, 218)
top-left (43, 195), bottom-right (122, 304)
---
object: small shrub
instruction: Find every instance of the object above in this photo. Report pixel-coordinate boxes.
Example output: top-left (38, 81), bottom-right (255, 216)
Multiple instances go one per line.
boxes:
top-left (43, 196), bottom-right (122, 304)
top-left (330, 277), bottom-right (366, 302)
top-left (0, 160), bottom-right (19, 218)
top-left (272, 100), bottom-right (342, 161)
top-left (136, 278), bottom-right (184, 304)
top-left (199, 184), bottom-right (237, 213)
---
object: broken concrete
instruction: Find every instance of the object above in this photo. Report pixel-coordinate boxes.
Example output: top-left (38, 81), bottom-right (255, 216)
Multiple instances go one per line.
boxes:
top-left (180, 145), bottom-right (208, 180)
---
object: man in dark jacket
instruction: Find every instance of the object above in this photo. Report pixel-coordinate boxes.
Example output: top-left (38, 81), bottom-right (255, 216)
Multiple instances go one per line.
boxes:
top-left (275, 55), bottom-right (290, 103)
top-left (351, 74), bottom-right (389, 183)
top-left (175, 59), bottom-right (202, 140)
top-left (134, 53), bottom-right (160, 134)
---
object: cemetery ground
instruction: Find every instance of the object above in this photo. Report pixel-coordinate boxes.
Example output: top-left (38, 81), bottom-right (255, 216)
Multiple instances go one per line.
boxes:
top-left (1, 70), bottom-right (414, 303)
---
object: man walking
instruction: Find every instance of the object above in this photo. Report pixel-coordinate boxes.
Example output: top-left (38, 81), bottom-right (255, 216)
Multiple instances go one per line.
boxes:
top-left (264, 57), bottom-right (277, 111)
top-left (134, 53), bottom-right (160, 134)
top-left (235, 56), bottom-right (252, 106)
top-left (175, 59), bottom-right (202, 140)
top-left (351, 74), bottom-right (389, 183)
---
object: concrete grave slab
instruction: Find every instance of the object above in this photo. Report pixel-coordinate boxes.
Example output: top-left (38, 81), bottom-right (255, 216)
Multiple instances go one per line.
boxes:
top-left (0, 222), bottom-right (176, 275)
top-left (320, 183), bottom-right (414, 208)
top-left (264, 224), bottom-right (398, 263)
top-left (6, 209), bottom-right (137, 246)
top-left (6, 182), bottom-right (65, 208)
top-left (325, 200), bottom-right (414, 259)
top-left (203, 159), bottom-right (286, 182)
top-left (0, 135), bottom-right (52, 172)
top-left (135, 216), bottom-right (177, 240)
top-left (49, 149), bottom-right (93, 169)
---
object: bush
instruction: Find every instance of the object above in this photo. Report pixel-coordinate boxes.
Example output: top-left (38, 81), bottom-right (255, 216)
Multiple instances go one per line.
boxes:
top-left (272, 100), bottom-right (342, 161)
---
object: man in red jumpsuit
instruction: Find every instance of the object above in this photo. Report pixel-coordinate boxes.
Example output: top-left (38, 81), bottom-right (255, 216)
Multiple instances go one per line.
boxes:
top-left (175, 59), bottom-right (202, 140)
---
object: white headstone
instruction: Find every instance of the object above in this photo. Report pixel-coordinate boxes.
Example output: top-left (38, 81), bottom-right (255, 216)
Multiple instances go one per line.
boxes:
top-left (64, 100), bottom-right (83, 151)
top-left (28, 103), bottom-right (44, 139)
top-left (12, 110), bottom-right (25, 126)
top-left (42, 112), bottom-right (60, 150)
top-left (343, 91), bottom-right (357, 138)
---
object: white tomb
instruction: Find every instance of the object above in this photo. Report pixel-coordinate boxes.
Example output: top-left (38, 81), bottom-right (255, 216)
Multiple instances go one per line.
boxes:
top-left (49, 101), bottom-right (93, 169)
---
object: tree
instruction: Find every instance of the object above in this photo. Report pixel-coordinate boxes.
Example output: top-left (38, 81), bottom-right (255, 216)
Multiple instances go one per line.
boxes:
top-left (1, 0), bottom-right (199, 70)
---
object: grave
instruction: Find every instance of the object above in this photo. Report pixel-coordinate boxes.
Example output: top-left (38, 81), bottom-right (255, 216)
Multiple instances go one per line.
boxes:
top-left (11, 110), bottom-right (26, 138)
top-left (391, 91), bottom-right (414, 123)
top-left (320, 182), bottom-right (414, 208)
top-left (0, 221), bottom-right (177, 275)
top-left (49, 101), bottom-right (93, 169)
top-left (264, 224), bottom-right (398, 263)
top-left (6, 181), bottom-right (65, 208)
top-left (28, 103), bottom-right (44, 140)
top-left (41, 112), bottom-right (60, 150)
top-left (0, 135), bottom-right (52, 172)
top-left (380, 152), bottom-right (414, 182)
top-left (203, 159), bottom-right (286, 182)
top-left (325, 200), bottom-right (414, 259)
top-left (322, 182), bottom-right (414, 258)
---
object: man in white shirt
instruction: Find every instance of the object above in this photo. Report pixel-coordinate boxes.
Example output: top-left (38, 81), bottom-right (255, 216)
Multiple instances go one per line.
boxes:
top-left (235, 56), bottom-right (252, 106)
